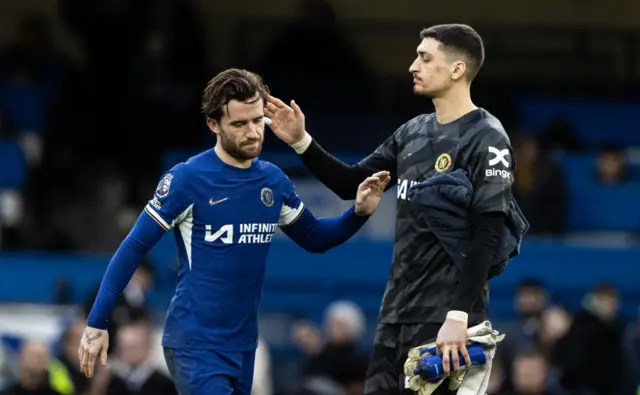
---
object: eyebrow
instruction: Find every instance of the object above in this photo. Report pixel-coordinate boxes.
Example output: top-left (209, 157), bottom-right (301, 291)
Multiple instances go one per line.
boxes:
top-left (417, 50), bottom-right (430, 57)
top-left (230, 116), bottom-right (264, 124)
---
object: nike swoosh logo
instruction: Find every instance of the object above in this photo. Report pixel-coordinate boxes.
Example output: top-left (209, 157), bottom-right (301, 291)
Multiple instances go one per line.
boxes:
top-left (209, 197), bottom-right (228, 206)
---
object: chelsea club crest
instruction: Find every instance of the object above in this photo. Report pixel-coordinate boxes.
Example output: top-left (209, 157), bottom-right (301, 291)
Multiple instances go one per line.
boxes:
top-left (260, 187), bottom-right (274, 207)
top-left (434, 153), bottom-right (452, 173)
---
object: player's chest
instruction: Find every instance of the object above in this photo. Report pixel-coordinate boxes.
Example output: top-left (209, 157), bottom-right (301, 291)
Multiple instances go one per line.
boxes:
top-left (190, 180), bottom-right (282, 232)
top-left (396, 134), bottom-right (468, 200)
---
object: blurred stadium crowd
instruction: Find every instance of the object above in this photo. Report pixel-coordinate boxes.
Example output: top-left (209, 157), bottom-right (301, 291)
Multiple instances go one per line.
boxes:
top-left (1, 1), bottom-right (640, 395)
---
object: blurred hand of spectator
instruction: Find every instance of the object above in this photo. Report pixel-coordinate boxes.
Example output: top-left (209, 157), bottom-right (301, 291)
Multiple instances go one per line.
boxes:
top-left (539, 307), bottom-right (571, 348)
top-left (596, 146), bottom-right (628, 185)
top-left (292, 321), bottom-right (322, 355)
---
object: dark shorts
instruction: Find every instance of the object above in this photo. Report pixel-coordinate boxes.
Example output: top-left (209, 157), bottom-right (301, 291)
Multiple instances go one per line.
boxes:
top-left (163, 347), bottom-right (256, 395)
top-left (364, 322), bottom-right (457, 395)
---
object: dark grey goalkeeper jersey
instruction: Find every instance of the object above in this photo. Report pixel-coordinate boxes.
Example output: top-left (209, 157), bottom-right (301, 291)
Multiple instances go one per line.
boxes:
top-left (358, 108), bottom-right (514, 325)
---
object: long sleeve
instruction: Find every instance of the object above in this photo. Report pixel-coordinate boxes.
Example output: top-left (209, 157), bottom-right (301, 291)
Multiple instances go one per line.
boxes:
top-left (298, 130), bottom-right (400, 200)
top-left (280, 206), bottom-right (369, 253)
top-left (87, 212), bottom-right (166, 329)
top-left (449, 212), bottom-right (504, 312)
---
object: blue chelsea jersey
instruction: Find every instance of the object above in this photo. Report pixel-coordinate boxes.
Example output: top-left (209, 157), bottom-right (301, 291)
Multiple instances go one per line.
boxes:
top-left (144, 149), bottom-right (303, 350)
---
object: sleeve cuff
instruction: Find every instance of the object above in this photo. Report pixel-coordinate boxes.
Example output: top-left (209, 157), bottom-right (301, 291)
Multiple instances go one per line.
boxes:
top-left (291, 132), bottom-right (313, 154)
top-left (446, 310), bottom-right (468, 326)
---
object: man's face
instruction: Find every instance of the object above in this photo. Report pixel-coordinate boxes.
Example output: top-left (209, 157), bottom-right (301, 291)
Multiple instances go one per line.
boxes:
top-left (513, 355), bottom-right (547, 394)
top-left (117, 325), bottom-right (149, 367)
top-left (516, 286), bottom-right (546, 317)
top-left (409, 38), bottom-right (464, 98)
top-left (208, 94), bottom-right (265, 160)
top-left (597, 151), bottom-right (624, 183)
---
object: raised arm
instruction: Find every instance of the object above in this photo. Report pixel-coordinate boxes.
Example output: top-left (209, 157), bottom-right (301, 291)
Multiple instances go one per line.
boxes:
top-left (278, 170), bottom-right (390, 253)
top-left (265, 96), bottom-right (398, 200)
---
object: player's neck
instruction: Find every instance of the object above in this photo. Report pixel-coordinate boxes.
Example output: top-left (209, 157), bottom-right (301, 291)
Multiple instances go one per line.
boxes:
top-left (432, 85), bottom-right (477, 124)
top-left (214, 145), bottom-right (252, 169)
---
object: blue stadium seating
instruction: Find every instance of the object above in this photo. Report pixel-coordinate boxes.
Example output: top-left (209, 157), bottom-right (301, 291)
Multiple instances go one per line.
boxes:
top-left (0, 140), bottom-right (26, 189)
top-left (1, 240), bottom-right (639, 322)
top-left (560, 154), bottom-right (640, 231)
top-left (517, 98), bottom-right (640, 146)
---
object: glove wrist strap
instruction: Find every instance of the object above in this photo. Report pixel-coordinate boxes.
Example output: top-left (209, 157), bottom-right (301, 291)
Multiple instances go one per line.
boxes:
top-left (446, 310), bottom-right (468, 326)
top-left (291, 132), bottom-right (312, 154)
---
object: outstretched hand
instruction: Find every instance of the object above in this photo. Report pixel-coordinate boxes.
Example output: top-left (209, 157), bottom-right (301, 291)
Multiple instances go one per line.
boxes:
top-left (264, 95), bottom-right (306, 145)
top-left (355, 171), bottom-right (391, 216)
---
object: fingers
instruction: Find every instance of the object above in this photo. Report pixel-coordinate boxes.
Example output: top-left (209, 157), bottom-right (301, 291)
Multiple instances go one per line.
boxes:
top-left (438, 343), bottom-right (468, 375)
top-left (460, 344), bottom-right (471, 367)
top-left (358, 176), bottom-right (381, 191)
top-left (265, 102), bottom-right (278, 115)
top-left (101, 344), bottom-right (109, 366)
top-left (267, 95), bottom-right (286, 108)
top-left (380, 176), bottom-right (391, 189)
top-left (80, 346), bottom-right (90, 376)
top-left (450, 344), bottom-right (460, 373)
top-left (88, 348), bottom-right (98, 377)
top-left (441, 345), bottom-right (451, 375)
top-left (371, 170), bottom-right (390, 179)
top-left (78, 346), bottom-right (84, 374)
top-left (291, 100), bottom-right (303, 116)
top-left (360, 188), bottom-right (372, 198)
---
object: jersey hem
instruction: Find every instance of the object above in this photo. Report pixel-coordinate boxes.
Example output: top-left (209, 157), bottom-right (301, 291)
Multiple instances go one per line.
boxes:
top-left (161, 337), bottom-right (258, 352)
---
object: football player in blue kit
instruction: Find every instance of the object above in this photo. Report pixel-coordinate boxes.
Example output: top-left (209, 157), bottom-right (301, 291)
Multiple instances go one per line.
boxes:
top-left (79, 68), bottom-right (391, 395)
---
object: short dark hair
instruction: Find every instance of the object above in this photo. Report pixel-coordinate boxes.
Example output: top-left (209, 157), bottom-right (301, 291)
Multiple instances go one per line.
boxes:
top-left (420, 24), bottom-right (485, 81)
top-left (201, 68), bottom-right (270, 121)
top-left (517, 277), bottom-right (545, 290)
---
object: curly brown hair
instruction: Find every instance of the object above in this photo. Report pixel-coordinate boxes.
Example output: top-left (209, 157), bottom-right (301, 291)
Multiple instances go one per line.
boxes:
top-left (201, 68), bottom-right (270, 122)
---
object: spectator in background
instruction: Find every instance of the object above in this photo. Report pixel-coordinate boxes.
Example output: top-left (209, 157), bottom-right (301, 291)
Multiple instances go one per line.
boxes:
top-left (539, 118), bottom-right (584, 153)
top-left (0, 340), bottom-right (60, 395)
top-left (623, 307), bottom-right (640, 393)
top-left (291, 301), bottom-right (369, 395)
top-left (49, 320), bottom-right (89, 395)
top-left (103, 321), bottom-right (176, 395)
top-left (499, 279), bottom-right (548, 380)
top-left (509, 349), bottom-right (551, 395)
top-left (0, 343), bottom-right (17, 392)
top-left (513, 133), bottom-right (567, 235)
top-left (487, 356), bottom-right (506, 395)
top-left (595, 145), bottom-right (628, 185)
top-left (554, 283), bottom-right (626, 395)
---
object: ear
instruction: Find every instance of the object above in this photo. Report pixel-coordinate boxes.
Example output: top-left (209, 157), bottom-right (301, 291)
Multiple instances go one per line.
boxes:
top-left (207, 119), bottom-right (220, 136)
top-left (450, 60), bottom-right (467, 81)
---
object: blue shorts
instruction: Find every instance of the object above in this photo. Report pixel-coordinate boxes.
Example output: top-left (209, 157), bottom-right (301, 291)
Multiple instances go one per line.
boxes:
top-left (163, 347), bottom-right (256, 395)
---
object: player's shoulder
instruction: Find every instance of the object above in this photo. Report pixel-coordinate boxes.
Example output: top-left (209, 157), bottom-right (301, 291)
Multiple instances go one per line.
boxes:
top-left (156, 149), bottom-right (214, 193)
top-left (167, 149), bottom-right (215, 176)
top-left (468, 108), bottom-right (511, 146)
top-left (406, 113), bottom-right (435, 127)
top-left (396, 113), bottom-right (435, 140)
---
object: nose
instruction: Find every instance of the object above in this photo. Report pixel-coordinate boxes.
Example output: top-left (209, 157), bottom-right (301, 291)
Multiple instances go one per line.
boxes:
top-left (409, 58), bottom-right (419, 73)
top-left (247, 125), bottom-right (261, 139)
